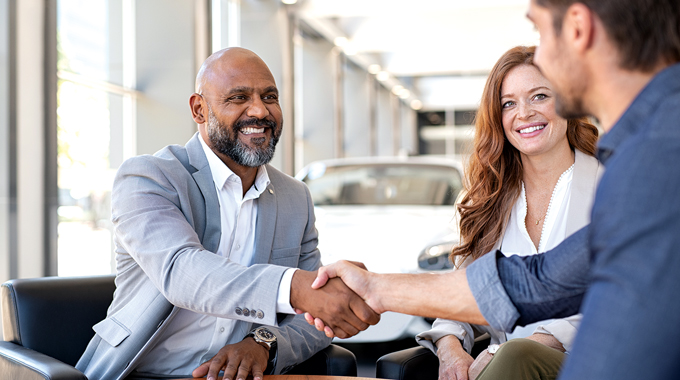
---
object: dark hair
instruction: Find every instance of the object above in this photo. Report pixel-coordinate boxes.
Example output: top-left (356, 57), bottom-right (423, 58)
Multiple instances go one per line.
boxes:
top-left (451, 46), bottom-right (599, 263)
top-left (535, 0), bottom-right (680, 71)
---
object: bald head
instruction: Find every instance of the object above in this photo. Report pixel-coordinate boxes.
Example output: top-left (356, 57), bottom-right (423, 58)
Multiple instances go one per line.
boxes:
top-left (188, 47), bottom-right (283, 172)
top-left (195, 47), bottom-right (275, 94)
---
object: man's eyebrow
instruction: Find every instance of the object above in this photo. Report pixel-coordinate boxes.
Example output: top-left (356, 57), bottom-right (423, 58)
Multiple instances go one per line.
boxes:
top-left (263, 86), bottom-right (279, 95)
top-left (227, 86), bottom-right (253, 95)
top-left (226, 86), bottom-right (278, 95)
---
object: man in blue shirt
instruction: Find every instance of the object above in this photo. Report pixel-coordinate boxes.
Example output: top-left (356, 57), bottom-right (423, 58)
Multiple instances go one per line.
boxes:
top-left (308, 0), bottom-right (680, 378)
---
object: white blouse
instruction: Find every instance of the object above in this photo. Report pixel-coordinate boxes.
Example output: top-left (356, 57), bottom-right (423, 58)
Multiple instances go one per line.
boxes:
top-left (501, 164), bottom-right (581, 351)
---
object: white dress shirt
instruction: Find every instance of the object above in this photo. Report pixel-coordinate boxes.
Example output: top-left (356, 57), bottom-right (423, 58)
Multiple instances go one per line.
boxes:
top-left (502, 163), bottom-right (581, 352)
top-left (135, 136), bottom-right (297, 375)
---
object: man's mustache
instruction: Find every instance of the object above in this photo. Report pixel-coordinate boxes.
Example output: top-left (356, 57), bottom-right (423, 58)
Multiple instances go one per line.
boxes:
top-left (234, 118), bottom-right (277, 130)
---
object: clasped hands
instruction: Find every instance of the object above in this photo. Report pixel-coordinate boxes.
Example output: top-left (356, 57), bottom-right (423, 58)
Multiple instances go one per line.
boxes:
top-left (291, 260), bottom-right (381, 339)
top-left (194, 261), bottom-right (377, 380)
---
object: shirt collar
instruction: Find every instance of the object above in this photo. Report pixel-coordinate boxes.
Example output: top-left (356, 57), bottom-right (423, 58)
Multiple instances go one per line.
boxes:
top-left (198, 133), bottom-right (271, 195)
top-left (597, 62), bottom-right (680, 164)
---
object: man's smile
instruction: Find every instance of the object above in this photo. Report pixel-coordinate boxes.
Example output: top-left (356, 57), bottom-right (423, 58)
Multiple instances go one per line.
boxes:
top-left (240, 126), bottom-right (265, 135)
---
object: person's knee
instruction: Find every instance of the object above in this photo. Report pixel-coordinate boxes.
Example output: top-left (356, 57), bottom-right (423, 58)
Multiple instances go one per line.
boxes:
top-left (479, 338), bottom-right (563, 380)
top-left (493, 339), bottom-right (544, 363)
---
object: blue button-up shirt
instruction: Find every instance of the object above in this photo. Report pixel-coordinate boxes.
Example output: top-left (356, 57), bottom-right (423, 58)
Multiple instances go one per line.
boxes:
top-left (467, 62), bottom-right (680, 379)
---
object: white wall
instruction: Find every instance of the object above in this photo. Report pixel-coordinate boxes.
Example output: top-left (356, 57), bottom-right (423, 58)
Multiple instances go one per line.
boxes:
top-left (0, 0), bottom-right (12, 284)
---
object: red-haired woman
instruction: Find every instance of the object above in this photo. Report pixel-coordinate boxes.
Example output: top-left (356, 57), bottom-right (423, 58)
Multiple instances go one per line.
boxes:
top-left (416, 46), bottom-right (601, 380)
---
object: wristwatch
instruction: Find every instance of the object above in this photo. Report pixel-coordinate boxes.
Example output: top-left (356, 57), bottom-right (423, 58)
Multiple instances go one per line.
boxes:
top-left (247, 327), bottom-right (278, 374)
top-left (487, 344), bottom-right (500, 355)
top-left (247, 327), bottom-right (278, 351)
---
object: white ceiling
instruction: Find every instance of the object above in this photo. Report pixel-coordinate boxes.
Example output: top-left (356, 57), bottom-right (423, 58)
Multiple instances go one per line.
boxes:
top-left (294, 0), bottom-right (541, 110)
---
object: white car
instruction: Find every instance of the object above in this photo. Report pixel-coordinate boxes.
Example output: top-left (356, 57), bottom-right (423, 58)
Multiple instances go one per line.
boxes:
top-left (296, 156), bottom-right (464, 342)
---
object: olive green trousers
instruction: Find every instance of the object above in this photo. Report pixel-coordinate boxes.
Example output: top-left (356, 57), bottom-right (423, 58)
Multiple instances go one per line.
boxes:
top-left (476, 338), bottom-right (566, 380)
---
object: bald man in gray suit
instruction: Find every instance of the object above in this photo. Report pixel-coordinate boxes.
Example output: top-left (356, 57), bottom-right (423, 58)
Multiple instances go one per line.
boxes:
top-left (76, 48), bottom-right (379, 380)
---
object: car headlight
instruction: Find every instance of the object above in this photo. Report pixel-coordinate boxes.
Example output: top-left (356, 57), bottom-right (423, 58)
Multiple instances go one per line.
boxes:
top-left (418, 242), bottom-right (456, 270)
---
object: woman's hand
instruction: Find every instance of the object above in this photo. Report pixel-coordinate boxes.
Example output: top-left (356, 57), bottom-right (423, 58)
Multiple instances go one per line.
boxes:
top-left (525, 333), bottom-right (566, 352)
top-left (467, 348), bottom-right (494, 380)
top-left (435, 335), bottom-right (475, 380)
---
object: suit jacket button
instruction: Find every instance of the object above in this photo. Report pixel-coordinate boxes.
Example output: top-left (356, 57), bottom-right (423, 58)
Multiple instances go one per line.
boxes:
top-left (256, 310), bottom-right (264, 319)
top-left (235, 307), bottom-right (242, 315)
top-left (243, 308), bottom-right (250, 317)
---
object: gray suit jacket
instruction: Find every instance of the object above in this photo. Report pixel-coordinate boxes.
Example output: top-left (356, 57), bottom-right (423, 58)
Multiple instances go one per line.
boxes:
top-left (76, 133), bottom-right (331, 380)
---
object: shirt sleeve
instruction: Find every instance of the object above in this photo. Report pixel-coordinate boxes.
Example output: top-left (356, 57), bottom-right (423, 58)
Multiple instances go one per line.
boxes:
top-left (467, 226), bottom-right (591, 332)
top-left (275, 268), bottom-right (298, 314)
top-left (416, 318), bottom-right (475, 354)
top-left (466, 251), bottom-right (521, 332)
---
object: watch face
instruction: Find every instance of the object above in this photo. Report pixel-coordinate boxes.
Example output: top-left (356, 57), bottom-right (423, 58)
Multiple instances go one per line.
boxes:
top-left (255, 328), bottom-right (276, 342)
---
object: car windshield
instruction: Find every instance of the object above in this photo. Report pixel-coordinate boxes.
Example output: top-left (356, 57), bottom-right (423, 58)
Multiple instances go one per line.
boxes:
top-left (302, 163), bottom-right (462, 206)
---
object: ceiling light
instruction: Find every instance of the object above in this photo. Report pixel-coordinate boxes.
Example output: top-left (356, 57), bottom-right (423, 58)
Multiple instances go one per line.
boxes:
top-left (368, 64), bottom-right (381, 74)
top-left (391, 85), bottom-right (404, 95)
top-left (343, 45), bottom-right (357, 56)
top-left (376, 71), bottom-right (389, 81)
top-left (281, 0), bottom-right (297, 4)
top-left (333, 37), bottom-right (348, 47)
top-left (410, 99), bottom-right (423, 110)
top-left (399, 89), bottom-right (411, 99)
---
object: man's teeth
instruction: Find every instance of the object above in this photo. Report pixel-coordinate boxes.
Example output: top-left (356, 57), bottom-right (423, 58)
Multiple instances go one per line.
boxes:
top-left (241, 127), bottom-right (265, 135)
top-left (519, 124), bottom-right (546, 134)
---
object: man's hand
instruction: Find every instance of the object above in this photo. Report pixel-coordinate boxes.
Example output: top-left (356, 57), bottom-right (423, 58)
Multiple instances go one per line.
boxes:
top-left (436, 335), bottom-right (474, 380)
top-left (310, 260), bottom-right (382, 312)
top-left (301, 260), bottom-right (383, 338)
top-left (191, 338), bottom-right (269, 380)
top-left (290, 268), bottom-right (380, 339)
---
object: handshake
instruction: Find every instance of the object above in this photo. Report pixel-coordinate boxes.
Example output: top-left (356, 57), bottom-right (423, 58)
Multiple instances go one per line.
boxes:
top-left (289, 260), bottom-right (384, 339)
top-left (290, 260), bottom-right (485, 338)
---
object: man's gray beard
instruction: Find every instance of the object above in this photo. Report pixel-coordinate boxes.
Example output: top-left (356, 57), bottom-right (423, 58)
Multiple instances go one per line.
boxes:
top-left (206, 109), bottom-right (279, 168)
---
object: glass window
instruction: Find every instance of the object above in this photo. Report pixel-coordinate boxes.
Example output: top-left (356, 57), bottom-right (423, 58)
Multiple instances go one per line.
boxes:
top-left (56, 0), bottom-right (127, 276)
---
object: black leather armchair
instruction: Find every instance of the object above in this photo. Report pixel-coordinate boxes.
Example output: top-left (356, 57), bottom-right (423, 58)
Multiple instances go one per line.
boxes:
top-left (0, 275), bottom-right (356, 380)
top-left (376, 337), bottom-right (491, 380)
top-left (376, 346), bottom-right (439, 380)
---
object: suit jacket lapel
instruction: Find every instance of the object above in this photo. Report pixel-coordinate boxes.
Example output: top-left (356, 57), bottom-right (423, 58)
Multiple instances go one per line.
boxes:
top-left (187, 133), bottom-right (222, 253)
top-left (253, 172), bottom-right (277, 264)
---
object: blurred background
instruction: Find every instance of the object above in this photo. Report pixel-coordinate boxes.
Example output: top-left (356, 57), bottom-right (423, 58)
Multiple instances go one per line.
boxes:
top-left (0, 0), bottom-right (539, 368)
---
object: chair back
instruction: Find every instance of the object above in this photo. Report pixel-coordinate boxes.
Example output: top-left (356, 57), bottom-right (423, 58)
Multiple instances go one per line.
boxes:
top-left (1, 275), bottom-right (115, 366)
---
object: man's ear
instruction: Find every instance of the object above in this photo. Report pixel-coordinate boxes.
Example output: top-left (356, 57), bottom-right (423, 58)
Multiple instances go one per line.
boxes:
top-left (564, 3), bottom-right (595, 54)
top-left (189, 93), bottom-right (206, 124)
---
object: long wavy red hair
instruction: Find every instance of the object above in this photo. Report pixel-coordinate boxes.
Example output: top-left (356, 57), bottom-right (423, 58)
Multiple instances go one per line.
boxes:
top-left (451, 46), bottom-right (599, 263)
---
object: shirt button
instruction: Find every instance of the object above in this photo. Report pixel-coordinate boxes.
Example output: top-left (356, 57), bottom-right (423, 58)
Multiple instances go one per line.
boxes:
top-left (236, 244), bottom-right (241, 249)
top-left (220, 327), bottom-right (225, 332)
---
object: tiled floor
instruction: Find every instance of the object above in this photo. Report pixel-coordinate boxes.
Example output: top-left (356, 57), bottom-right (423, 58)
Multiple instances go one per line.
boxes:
top-left (337, 338), bottom-right (419, 378)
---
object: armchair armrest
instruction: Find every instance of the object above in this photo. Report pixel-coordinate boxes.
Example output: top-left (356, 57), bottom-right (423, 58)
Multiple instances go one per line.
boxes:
top-left (0, 341), bottom-right (87, 380)
top-left (284, 344), bottom-right (357, 376)
top-left (376, 346), bottom-right (439, 380)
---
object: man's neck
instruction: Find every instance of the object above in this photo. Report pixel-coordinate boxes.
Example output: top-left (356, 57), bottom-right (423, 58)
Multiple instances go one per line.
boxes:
top-left (589, 62), bottom-right (669, 132)
top-left (217, 152), bottom-right (258, 196)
